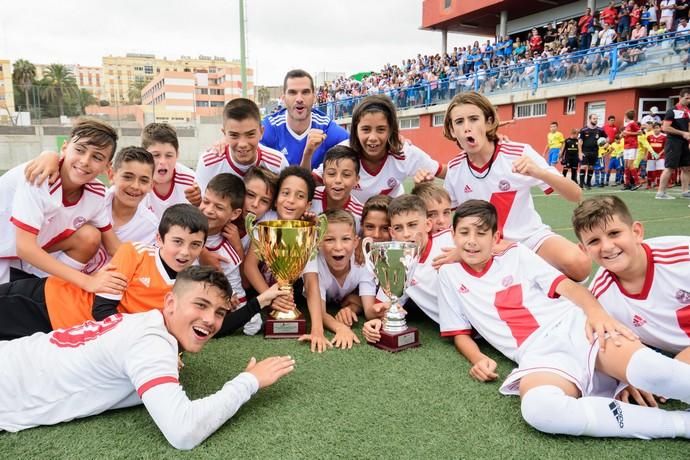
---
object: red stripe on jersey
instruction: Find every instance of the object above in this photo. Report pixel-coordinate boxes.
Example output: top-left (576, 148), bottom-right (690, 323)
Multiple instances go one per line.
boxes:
top-left (261, 151), bottom-right (283, 168)
top-left (489, 190), bottom-right (517, 239)
top-left (655, 257), bottom-right (690, 265)
top-left (390, 152), bottom-right (406, 161)
top-left (174, 177), bottom-right (195, 186)
top-left (592, 275), bottom-right (616, 299)
top-left (10, 217), bottom-right (39, 235)
top-left (548, 275), bottom-right (568, 298)
top-left (137, 376), bottom-right (179, 397)
top-left (590, 271), bottom-right (612, 295)
top-left (499, 143), bottom-right (525, 155)
top-left (49, 178), bottom-right (63, 195)
top-left (42, 229), bottom-right (76, 250)
top-left (494, 284), bottom-right (540, 347)
top-left (448, 154), bottom-right (467, 169)
top-left (419, 234), bottom-right (433, 263)
top-left (87, 181), bottom-right (105, 191)
top-left (434, 163), bottom-right (443, 177)
top-left (84, 186), bottom-right (105, 197)
top-left (543, 187), bottom-right (554, 195)
top-left (652, 245), bottom-right (690, 254)
top-left (98, 223), bottom-right (112, 232)
top-left (676, 305), bottom-right (690, 339)
top-left (222, 241), bottom-right (242, 265)
top-left (440, 329), bottom-right (473, 337)
top-left (203, 153), bottom-right (226, 167)
top-left (311, 171), bottom-right (323, 182)
top-left (314, 189), bottom-right (324, 199)
top-left (493, 243), bottom-right (518, 257)
top-left (360, 156), bottom-right (388, 177)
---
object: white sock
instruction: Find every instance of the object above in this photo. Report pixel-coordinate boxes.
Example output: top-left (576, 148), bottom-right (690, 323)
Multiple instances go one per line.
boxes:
top-left (55, 251), bottom-right (87, 272)
top-left (243, 313), bottom-right (262, 336)
top-left (521, 385), bottom-right (688, 439)
top-left (626, 347), bottom-right (690, 404)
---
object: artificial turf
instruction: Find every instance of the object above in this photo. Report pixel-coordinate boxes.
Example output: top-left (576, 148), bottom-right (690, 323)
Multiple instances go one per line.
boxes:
top-left (1, 187), bottom-right (689, 459)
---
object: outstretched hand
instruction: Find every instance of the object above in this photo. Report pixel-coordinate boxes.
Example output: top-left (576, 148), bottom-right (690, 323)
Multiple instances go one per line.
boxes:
top-left (245, 356), bottom-right (295, 389)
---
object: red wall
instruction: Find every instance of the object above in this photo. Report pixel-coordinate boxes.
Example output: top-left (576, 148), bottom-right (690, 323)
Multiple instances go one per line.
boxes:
top-left (422, 0), bottom-right (502, 28)
top-left (400, 88), bottom-right (641, 164)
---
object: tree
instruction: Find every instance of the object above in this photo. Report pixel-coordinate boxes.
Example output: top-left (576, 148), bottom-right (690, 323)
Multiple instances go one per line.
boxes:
top-left (128, 78), bottom-right (152, 105)
top-left (12, 59), bottom-right (36, 112)
top-left (257, 86), bottom-right (271, 107)
top-left (42, 64), bottom-right (78, 117)
top-left (78, 89), bottom-right (98, 113)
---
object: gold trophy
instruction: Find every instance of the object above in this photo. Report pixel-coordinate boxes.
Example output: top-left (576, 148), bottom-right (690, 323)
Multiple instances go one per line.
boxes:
top-left (246, 213), bottom-right (328, 338)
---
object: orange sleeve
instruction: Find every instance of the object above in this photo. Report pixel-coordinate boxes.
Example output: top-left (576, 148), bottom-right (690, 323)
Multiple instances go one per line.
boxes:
top-left (45, 278), bottom-right (95, 330)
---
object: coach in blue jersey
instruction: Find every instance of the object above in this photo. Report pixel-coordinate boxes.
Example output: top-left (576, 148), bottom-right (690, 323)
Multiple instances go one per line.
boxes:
top-left (262, 69), bottom-right (349, 169)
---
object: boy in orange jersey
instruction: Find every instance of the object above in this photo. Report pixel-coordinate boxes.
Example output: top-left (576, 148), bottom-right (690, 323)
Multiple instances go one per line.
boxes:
top-left (0, 204), bottom-right (207, 339)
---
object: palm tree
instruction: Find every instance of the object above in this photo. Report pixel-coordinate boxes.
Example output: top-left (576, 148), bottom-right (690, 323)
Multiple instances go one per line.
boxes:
top-left (43, 64), bottom-right (77, 117)
top-left (12, 59), bottom-right (36, 112)
top-left (127, 78), bottom-right (152, 105)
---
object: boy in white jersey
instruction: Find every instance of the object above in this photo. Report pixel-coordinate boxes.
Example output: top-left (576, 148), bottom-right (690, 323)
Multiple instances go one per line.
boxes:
top-left (440, 200), bottom-right (690, 440)
top-left (142, 123), bottom-right (200, 219)
top-left (311, 145), bottom-right (363, 233)
top-left (317, 210), bottom-right (376, 349)
top-left (439, 91), bottom-right (590, 282)
top-left (574, 195), bottom-right (690, 403)
top-left (362, 195), bottom-right (454, 344)
top-left (0, 119), bottom-right (125, 295)
top-left (83, 146), bottom-right (158, 273)
top-left (411, 181), bottom-right (453, 234)
top-left (196, 98), bottom-right (288, 194)
top-left (200, 173), bottom-right (262, 336)
top-left (0, 266), bottom-right (295, 450)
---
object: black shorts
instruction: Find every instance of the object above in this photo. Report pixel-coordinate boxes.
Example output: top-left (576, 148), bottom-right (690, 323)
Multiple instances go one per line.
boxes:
top-left (582, 151), bottom-right (598, 167)
top-left (0, 277), bottom-right (52, 340)
top-left (664, 139), bottom-right (690, 169)
top-left (563, 153), bottom-right (579, 169)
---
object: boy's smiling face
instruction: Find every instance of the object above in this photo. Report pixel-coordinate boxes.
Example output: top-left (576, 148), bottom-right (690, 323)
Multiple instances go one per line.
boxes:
top-left (200, 189), bottom-right (242, 235)
top-left (223, 117), bottom-right (262, 166)
top-left (577, 215), bottom-right (644, 274)
top-left (61, 137), bottom-right (112, 187)
top-left (109, 160), bottom-right (153, 209)
top-left (425, 197), bottom-right (452, 234)
top-left (322, 158), bottom-right (359, 204)
top-left (156, 225), bottom-right (206, 272)
top-left (361, 210), bottom-right (390, 243)
top-left (275, 175), bottom-right (310, 220)
top-left (389, 211), bottom-right (432, 251)
top-left (147, 142), bottom-right (178, 185)
top-left (452, 216), bottom-right (499, 272)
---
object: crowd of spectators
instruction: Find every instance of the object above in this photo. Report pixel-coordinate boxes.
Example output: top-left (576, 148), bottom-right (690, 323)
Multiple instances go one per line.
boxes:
top-left (316, 0), bottom-right (690, 115)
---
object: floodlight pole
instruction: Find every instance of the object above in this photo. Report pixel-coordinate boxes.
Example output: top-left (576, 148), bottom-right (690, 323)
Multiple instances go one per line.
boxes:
top-left (239, 0), bottom-right (248, 98)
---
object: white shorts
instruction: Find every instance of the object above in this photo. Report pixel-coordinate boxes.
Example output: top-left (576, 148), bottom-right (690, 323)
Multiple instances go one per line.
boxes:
top-left (499, 308), bottom-right (617, 398)
top-left (657, 158), bottom-right (666, 170)
top-left (646, 159), bottom-right (658, 172)
top-left (623, 148), bottom-right (637, 161)
top-left (519, 226), bottom-right (556, 252)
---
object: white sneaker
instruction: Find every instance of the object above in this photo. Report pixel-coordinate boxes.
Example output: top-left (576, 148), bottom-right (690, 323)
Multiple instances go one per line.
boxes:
top-left (655, 192), bottom-right (676, 200)
top-left (681, 191), bottom-right (690, 199)
top-left (243, 312), bottom-right (263, 336)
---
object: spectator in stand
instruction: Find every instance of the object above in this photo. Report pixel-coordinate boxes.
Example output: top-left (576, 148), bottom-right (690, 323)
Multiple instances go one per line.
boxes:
top-left (648, 0), bottom-right (659, 27)
top-left (641, 4), bottom-right (652, 28)
top-left (676, 0), bottom-right (689, 28)
top-left (601, 1), bottom-right (618, 27)
top-left (599, 22), bottom-right (618, 46)
top-left (513, 36), bottom-right (527, 57)
top-left (660, 0), bottom-right (676, 31)
top-left (631, 22), bottom-right (648, 41)
top-left (631, 2), bottom-right (642, 28)
top-left (641, 106), bottom-right (662, 125)
top-left (544, 23), bottom-right (558, 44)
top-left (529, 28), bottom-right (544, 54)
top-left (617, 3), bottom-right (632, 41)
top-left (578, 7), bottom-right (595, 49)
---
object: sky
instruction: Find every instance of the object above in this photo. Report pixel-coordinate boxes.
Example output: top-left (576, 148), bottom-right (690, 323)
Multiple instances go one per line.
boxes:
top-left (1, 0), bottom-right (486, 86)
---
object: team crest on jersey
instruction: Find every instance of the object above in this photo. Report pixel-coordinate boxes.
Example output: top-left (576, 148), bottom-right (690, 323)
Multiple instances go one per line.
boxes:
top-left (410, 278), bottom-right (418, 287)
top-left (676, 289), bottom-right (690, 303)
top-left (464, 184), bottom-right (473, 193)
top-left (501, 275), bottom-right (513, 287)
top-left (632, 314), bottom-right (647, 327)
top-left (498, 180), bottom-right (511, 191)
top-left (73, 216), bottom-right (87, 228)
top-left (458, 284), bottom-right (469, 294)
top-left (387, 178), bottom-right (398, 188)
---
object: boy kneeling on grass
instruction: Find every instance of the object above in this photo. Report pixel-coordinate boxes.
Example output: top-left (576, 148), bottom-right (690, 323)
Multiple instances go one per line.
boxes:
top-left (439, 199), bottom-right (690, 439)
top-left (0, 266), bottom-right (293, 450)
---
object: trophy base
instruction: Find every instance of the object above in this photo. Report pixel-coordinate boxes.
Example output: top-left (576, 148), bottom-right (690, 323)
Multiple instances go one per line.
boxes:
top-left (372, 327), bottom-right (420, 352)
top-left (264, 317), bottom-right (306, 339)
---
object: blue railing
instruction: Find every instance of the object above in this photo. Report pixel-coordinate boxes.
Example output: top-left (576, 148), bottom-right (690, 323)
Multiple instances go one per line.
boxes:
top-left (316, 31), bottom-right (689, 119)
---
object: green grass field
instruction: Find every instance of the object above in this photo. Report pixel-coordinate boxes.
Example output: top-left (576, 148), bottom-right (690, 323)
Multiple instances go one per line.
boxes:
top-left (1, 187), bottom-right (690, 459)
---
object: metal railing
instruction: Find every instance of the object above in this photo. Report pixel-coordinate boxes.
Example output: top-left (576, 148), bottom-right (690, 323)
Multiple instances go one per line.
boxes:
top-left (316, 31), bottom-right (690, 119)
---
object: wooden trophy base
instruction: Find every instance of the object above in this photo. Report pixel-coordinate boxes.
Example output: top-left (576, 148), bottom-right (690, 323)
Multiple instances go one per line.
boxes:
top-left (264, 317), bottom-right (306, 339)
top-left (372, 326), bottom-right (420, 352)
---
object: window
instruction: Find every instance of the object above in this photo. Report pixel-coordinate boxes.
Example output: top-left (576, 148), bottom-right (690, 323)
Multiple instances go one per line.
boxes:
top-left (399, 117), bottom-right (420, 130)
top-left (586, 102), bottom-right (606, 127)
top-left (196, 88), bottom-right (209, 95)
top-left (432, 113), bottom-right (445, 127)
top-left (514, 101), bottom-right (547, 119)
top-left (210, 101), bottom-right (224, 107)
top-left (210, 88), bottom-right (223, 95)
top-left (565, 96), bottom-right (576, 115)
top-left (144, 65), bottom-right (153, 74)
top-left (444, 0), bottom-right (452, 8)
top-left (196, 100), bottom-right (209, 107)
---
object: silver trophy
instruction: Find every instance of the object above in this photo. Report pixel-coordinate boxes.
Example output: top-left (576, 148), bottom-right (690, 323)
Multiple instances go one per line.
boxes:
top-left (362, 238), bottom-right (421, 351)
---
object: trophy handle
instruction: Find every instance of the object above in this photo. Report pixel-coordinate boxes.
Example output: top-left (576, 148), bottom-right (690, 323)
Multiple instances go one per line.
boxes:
top-left (310, 213), bottom-right (329, 260)
top-left (245, 213), bottom-right (261, 260)
top-left (361, 237), bottom-right (375, 273)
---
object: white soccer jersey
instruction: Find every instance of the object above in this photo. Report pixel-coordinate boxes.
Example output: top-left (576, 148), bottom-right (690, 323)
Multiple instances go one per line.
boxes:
top-left (316, 253), bottom-right (376, 304)
top-left (79, 187), bottom-right (159, 274)
top-left (438, 243), bottom-right (570, 362)
top-left (591, 236), bottom-right (690, 355)
top-left (0, 163), bottom-right (111, 260)
top-left (376, 229), bottom-right (454, 324)
top-left (205, 233), bottom-right (246, 308)
top-left (144, 163), bottom-right (196, 220)
top-left (313, 142), bottom-right (441, 203)
top-left (195, 144), bottom-right (288, 194)
top-left (310, 187), bottom-right (363, 234)
top-left (0, 310), bottom-right (259, 449)
top-left (443, 142), bottom-right (557, 243)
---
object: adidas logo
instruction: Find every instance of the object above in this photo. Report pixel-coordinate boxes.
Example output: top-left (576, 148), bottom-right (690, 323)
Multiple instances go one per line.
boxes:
top-left (138, 277), bottom-right (151, 287)
top-left (458, 284), bottom-right (469, 294)
top-left (632, 314), bottom-right (646, 327)
top-left (608, 401), bottom-right (624, 428)
top-left (464, 184), bottom-right (473, 193)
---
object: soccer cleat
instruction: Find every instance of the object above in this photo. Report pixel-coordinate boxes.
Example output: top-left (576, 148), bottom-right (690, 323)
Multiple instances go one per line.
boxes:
top-left (655, 192), bottom-right (676, 200)
top-left (681, 191), bottom-right (690, 199)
